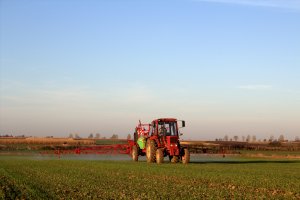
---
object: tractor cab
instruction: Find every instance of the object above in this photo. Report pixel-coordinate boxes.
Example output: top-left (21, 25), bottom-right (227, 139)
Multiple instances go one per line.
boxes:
top-left (150, 118), bottom-right (185, 136)
top-left (154, 120), bottom-right (178, 136)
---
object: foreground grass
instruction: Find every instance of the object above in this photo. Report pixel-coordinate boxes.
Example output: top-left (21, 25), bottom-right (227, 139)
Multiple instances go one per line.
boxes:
top-left (0, 156), bottom-right (300, 199)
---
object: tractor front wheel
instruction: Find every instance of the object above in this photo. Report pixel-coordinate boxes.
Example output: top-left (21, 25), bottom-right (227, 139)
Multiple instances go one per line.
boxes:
top-left (131, 146), bottom-right (138, 162)
top-left (146, 140), bottom-right (157, 163)
top-left (182, 148), bottom-right (190, 164)
top-left (170, 156), bottom-right (179, 163)
top-left (156, 148), bottom-right (164, 164)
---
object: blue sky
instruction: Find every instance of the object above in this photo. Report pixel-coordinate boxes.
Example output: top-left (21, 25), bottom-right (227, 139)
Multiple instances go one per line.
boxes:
top-left (0, 0), bottom-right (299, 140)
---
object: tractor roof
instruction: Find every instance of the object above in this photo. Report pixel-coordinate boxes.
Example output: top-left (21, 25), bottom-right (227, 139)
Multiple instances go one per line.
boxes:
top-left (154, 118), bottom-right (177, 122)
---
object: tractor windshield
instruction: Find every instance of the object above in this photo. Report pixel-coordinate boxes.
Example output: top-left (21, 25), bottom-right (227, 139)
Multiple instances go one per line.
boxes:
top-left (158, 121), bottom-right (178, 136)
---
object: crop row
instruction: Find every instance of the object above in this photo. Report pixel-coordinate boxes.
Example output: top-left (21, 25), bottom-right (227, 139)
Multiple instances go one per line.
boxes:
top-left (0, 157), bottom-right (300, 199)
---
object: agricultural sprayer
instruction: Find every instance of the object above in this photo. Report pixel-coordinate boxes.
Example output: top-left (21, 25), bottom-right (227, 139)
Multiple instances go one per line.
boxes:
top-left (129, 118), bottom-right (190, 164)
top-left (40, 118), bottom-right (189, 164)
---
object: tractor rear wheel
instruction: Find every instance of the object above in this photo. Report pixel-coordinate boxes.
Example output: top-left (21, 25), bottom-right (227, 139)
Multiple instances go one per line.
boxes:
top-left (146, 140), bottom-right (157, 163)
top-left (156, 148), bottom-right (164, 164)
top-left (131, 146), bottom-right (138, 161)
top-left (182, 148), bottom-right (190, 164)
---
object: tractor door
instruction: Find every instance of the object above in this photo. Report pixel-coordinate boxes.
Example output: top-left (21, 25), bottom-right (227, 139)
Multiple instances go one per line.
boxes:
top-left (149, 121), bottom-right (158, 136)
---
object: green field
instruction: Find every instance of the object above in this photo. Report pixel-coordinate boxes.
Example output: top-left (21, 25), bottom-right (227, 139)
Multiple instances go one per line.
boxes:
top-left (1, 156), bottom-right (300, 199)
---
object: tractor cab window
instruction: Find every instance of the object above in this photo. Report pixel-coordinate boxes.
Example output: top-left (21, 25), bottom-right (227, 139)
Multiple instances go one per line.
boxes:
top-left (150, 122), bottom-right (155, 136)
top-left (158, 122), bottom-right (177, 136)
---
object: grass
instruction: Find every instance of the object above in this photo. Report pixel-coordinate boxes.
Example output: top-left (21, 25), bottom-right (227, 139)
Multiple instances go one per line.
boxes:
top-left (1, 156), bottom-right (300, 199)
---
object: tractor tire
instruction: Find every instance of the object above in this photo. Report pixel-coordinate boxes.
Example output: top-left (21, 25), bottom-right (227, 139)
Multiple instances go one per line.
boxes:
top-left (146, 140), bottom-right (157, 163)
top-left (171, 156), bottom-right (179, 163)
top-left (182, 148), bottom-right (190, 164)
top-left (156, 148), bottom-right (164, 164)
top-left (131, 146), bottom-right (138, 162)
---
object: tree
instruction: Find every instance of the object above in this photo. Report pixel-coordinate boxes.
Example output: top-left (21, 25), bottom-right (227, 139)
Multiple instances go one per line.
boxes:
top-left (75, 134), bottom-right (80, 139)
top-left (111, 134), bottom-right (118, 139)
top-left (127, 134), bottom-right (131, 140)
top-left (278, 134), bottom-right (285, 142)
top-left (233, 136), bottom-right (239, 141)
top-left (95, 133), bottom-right (100, 139)
top-left (68, 133), bottom-right (73, 138)
top-left (88, 133), bottom-right (94, 139)
top-left (224, 135), bottom-right (229, 141)
top-left (269, 135), bottom-right (274, 142)
top-left (246, 135), bottom-right (251, 142)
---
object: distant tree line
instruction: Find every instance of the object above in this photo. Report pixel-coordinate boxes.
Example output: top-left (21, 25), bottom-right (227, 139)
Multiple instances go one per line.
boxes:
top-left (67, 133), bottom-right (125, 139)
top-left (215, 134), bottom-right (300, 142)
top-left (0, 134), bottom-right (26, 138)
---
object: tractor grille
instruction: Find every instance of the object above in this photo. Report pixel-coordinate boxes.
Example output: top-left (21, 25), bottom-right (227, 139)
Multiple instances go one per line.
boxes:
top-left (169, 137), bottom-right (177, 144)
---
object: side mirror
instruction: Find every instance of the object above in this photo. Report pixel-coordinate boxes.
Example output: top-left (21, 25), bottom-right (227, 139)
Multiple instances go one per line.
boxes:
top-left (182, 121), bottom-right (185, 128)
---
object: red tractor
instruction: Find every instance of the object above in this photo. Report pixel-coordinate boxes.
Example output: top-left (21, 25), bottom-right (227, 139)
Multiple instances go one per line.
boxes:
top-left (130, 118), bottom-right (190, 164)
